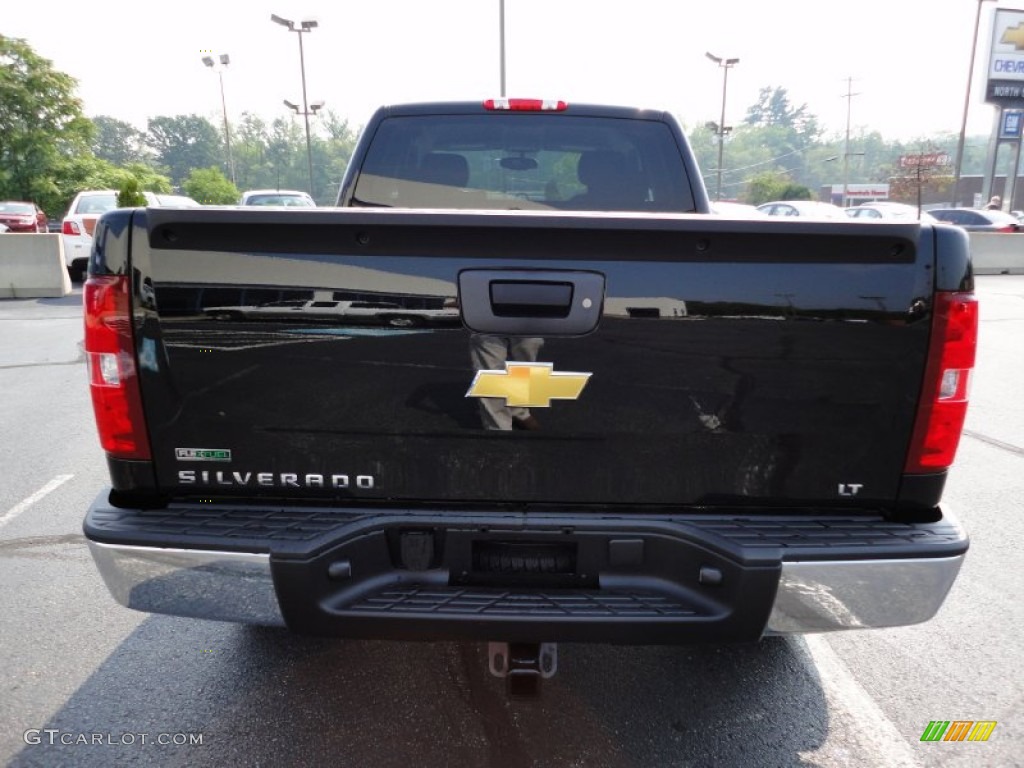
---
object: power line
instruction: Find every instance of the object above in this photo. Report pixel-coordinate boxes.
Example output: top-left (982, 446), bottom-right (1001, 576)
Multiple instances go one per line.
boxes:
top-left (714, 148), bottom-right (805, 175)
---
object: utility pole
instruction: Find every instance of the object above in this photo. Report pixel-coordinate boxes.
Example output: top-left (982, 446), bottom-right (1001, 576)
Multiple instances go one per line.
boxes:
top-left (841, 76), bottom-right (861, 208)
top-left (953, 0), bottom-right (996, 207)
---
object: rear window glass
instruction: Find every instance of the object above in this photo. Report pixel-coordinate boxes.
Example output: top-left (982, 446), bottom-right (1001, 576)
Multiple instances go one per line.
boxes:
top-left (353, 114), bottom-right (695, 212)
top-left (0, 203), bottom-right (35, 214)
top-left (244, 194), bottom-right (314, 206)
top-left (74, 194), bottom-right (117, 215)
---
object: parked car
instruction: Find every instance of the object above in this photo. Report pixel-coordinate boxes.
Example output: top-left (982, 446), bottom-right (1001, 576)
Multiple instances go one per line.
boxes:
top-left (756, 200), bottom-right (848, 220)
top-left (0, 201), bottom-right (48, 233)
top-left (62, 190), bottom-right (201, 281)
top-left (148, 193), bottom-right (202, 207)
top-left (710, 201), bottom-right (769, 218)
top-left (927, 207), bottom-right (1021, 232)
top-left (845, 201), bottom-right (939, 224)
top-left (239, 189), bottom-right (316, 207)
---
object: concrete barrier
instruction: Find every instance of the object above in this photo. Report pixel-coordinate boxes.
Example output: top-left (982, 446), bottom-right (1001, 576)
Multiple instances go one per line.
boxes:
top-left (969, 232), bottom-right (1024, 275)
top-left (0, 234), bottom-right (72, 298)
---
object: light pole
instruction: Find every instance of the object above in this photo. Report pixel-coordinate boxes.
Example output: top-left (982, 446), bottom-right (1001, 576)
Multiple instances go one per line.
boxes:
top-left (271, 14), bottom-right (319, 197)
top-left (953, 0), bottom-right (996, 207)
top-left (706, 52), bottom-right (739, 201)
top-left (201, 54), bottom-right (235, 186)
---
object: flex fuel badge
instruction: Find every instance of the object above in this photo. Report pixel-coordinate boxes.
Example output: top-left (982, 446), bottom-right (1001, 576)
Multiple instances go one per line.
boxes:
top-left (176, 448), bottom-right (232, 462)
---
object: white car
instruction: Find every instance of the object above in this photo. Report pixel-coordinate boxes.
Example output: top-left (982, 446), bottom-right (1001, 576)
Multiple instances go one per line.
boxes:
top-left (710, 201), bottom-right (769, 218)
top-left (239, 189), bottom-right (316, 207)
top-left (845, 202), bottom-right (939, 224)
top-left (756, 200), bottom-right (848, 220)
top-left (61, 190), bottom-right (200, 281)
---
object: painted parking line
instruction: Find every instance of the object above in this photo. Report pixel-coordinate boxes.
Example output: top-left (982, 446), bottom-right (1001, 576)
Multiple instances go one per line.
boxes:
top-left (0, 475), bottom-right (74, 532)
top-left (798, 634), bottom-right (921, 767)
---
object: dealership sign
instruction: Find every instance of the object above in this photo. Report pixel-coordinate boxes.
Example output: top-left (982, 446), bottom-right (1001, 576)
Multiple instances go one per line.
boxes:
top-left (987, 9), bottom-right (1024, 104)
top-left (898, 153), bottom-right (951, 169)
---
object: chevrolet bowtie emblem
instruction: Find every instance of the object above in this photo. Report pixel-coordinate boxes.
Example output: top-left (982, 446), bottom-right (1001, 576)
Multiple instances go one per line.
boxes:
top-left (1003, 23), bottom-right (1024, 50)
top-left (466, 362), bottom-right (591, 408)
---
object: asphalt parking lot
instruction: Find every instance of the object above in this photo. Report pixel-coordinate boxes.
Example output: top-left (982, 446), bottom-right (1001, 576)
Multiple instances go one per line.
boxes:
top-left (0, 277), bottom-right (1021, 767)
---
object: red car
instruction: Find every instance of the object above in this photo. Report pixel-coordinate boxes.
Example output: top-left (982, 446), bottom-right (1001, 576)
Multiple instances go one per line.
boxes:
top-left (0, 201), bottom-right (48, 233)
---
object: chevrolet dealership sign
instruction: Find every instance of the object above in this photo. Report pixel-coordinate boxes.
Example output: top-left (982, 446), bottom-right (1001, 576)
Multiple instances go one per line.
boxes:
top-left (987, 9), bottom-right (1024, 104)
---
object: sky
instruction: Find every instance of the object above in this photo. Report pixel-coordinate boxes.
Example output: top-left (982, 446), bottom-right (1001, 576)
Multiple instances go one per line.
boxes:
top-left (4, 0), bottom-right (1021, 143)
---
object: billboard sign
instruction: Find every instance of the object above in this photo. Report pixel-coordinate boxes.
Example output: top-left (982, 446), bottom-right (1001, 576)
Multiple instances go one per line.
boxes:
top-left (898, 153), bottom-right (951, 169)
top-left (986, 9), bottom-right (1024, 104)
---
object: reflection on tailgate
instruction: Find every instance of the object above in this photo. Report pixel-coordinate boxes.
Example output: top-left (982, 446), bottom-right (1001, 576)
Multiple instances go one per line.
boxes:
top-left (83, 217), bottom-right (98, 236)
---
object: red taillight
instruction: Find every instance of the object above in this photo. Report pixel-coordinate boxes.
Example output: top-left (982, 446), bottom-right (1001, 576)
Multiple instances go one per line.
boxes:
top-left (84, 275), bottom-right (151, 460)
top-left (996, 224), bottom-right (1015, 233)
top-left (484, 98), bottom-right (568, 111)
top-left (904, 291), bottom-right (978, 473)
top-left (62, 220), bottom-right (81, 236)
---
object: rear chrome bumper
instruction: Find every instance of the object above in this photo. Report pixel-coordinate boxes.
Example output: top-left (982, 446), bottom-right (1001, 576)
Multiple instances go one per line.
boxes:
top-left (86, 504), bottom-right (967, 638)
top-left (88, 542), bottom-right (285, 627)
top-left (764, 555), bottom-right (964, 633)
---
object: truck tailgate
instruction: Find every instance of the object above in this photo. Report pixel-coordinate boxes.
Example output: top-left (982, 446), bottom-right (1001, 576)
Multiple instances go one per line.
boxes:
top-left (131, 208), bottom-right (937, 509)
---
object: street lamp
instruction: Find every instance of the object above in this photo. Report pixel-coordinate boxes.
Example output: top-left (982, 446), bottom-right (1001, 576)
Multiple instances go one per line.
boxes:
top-left (271, 14), bottom-right (320, 197)
top-left (706, 52), bottom-right (740, 201)
top-left (953, 0), bottom-right (996, 207)
top-left (201, 53), bottom-right (235, 186)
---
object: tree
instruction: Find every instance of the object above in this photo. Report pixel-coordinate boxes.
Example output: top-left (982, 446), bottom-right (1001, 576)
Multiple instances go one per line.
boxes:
top-left (183, 167), bottom-right (239, 204)
top-left (117, 177), bottom-right (147, 207)
top-left (92, 116), bottom-right (148, 166)
top-left (146, 115), bottom-right (223, 187)
top-left (0, 36), bottom-right (95, 216)
top-left (745, 86), bottom-right (817, 133)
top-left (743, 171), bottom-right (810, 205)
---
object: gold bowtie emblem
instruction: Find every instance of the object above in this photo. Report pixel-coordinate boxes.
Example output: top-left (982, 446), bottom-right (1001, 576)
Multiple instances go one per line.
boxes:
top-left (466, 362), bottom-right (591, 408)
top-left (1002, 23), bottom-right (1024, 50)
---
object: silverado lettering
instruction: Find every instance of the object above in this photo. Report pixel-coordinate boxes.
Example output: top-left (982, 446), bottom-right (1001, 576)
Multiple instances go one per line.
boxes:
top-left (176, 471), bottom-right (375, 489)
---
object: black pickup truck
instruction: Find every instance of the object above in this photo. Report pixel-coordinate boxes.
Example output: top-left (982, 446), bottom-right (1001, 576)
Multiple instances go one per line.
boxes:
top-left (82, 100), bottom-right (975, 691)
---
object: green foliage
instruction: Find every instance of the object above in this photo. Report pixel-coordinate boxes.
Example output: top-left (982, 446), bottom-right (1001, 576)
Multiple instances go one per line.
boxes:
top-left (779, 183), bottom-right (812, 200)
top-left (745, 86), bottom-right (818, 135)
top-left (183, 167), bottom-right (239, 204)
top-left (226, 109), bottom-right (358, 203)
top-left (92, 116), bottom-right (147, 166)
top-left (744, 172), bottom-right (799, 205)
top-left (117, 177), bottom-right (147, 207)
top-left (0, 35), bottom-right (95, 216)
top-left (146, 115), bottom-right (223, 187)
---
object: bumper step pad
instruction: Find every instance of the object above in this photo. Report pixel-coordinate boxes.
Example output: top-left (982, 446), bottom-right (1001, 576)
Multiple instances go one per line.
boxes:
top-left (348, 586), bottom-right (702, 618)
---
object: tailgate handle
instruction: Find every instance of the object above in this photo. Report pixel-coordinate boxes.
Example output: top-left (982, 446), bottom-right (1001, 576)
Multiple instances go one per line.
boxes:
top-left (459, 269), bottom-right (605, 336)
top-left (489, 281), bottom-right (573, 318)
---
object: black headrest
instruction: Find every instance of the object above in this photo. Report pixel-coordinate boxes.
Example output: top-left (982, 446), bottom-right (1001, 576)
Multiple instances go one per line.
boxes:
top-left (419, 153), bottom-right (469, 187)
